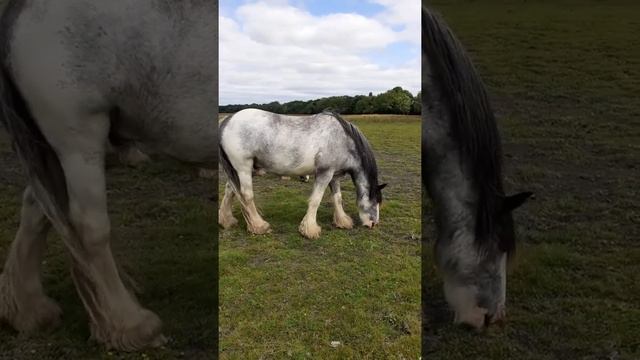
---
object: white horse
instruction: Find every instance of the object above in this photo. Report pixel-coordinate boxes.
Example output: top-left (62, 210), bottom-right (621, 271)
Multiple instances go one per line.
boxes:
top-left (0, 0), bottom-right (217, 350)
top-left (423, 7), bottom-right (532, 329)
top-left (219, 109), bottom-right (386, 239)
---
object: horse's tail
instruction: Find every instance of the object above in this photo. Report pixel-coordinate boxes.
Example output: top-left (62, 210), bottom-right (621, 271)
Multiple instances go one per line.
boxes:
top-left (422, 7), bottom-right (503, 240)
top-left (218, 115), bottom-right (241, 194)
top-left (0, 64), bottom-right (72, 233)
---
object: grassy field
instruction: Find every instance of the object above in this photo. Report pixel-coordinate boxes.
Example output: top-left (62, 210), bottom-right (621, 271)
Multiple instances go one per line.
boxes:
top-left (423, 1), bottom-right (639, 359)
top-left (218, 114), bottom-right (421, 358)
top-left (0, 132), bottom-right (217, 358)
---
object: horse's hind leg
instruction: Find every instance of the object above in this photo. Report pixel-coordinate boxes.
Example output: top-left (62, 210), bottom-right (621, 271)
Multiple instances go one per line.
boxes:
top-left (0, 187), bottom-right (61, 332)
top-left (329, 179), bottom-right (353, 229)
top-left (218, 182), bottom-right (238, 229)
top-left (237, 170), bottom-right (271, 234)
top-left (44, 112), bottom-right (164, 350)
top-left (299, 170), bottom-right (334, 239)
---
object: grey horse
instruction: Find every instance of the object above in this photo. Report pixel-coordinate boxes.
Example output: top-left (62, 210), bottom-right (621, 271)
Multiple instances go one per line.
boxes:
top-left (0, 0), bottom-right (217, 351)
top-left (422, 7), bottom-right (532, 329)
top-left (219, 109), bottom-right (386, 239)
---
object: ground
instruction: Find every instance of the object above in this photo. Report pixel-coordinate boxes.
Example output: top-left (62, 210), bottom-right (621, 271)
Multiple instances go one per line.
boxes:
top-left (423, 1), bottom-right (639, 359)
top-left (218, 114), bottom-right (421, 358)
top-left (0, 130), bottom-right (217, 358)
top-left (1, 0), bottom-right (638, 358)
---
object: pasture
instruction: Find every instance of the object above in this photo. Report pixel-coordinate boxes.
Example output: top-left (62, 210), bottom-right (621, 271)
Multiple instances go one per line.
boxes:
top-left (218, 114), bottom-right (421, 358)
top-left (0, 130), bottom-right (217, 358)
top-left (423, 1), bottom-right (639, 359)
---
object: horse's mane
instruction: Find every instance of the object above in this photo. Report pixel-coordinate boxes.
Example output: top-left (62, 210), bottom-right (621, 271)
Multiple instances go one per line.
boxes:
top-left (423, 8), bottom-right (506, 250)
top-left (322, 110), bottom-right (381, 203)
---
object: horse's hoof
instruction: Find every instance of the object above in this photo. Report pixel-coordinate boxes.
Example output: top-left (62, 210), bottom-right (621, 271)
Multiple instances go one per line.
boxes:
top-left (299, 221), bottom-right (321, 239)
top-left (15, 296), bottom-right (62, 332)
top-left (249, 221), bottom-right (271, 235)
top-left (333, 213), bottom-right (353, 229)
top-left (218, 214), bottom-right (238, 229)
top-left (0, 274), bottom-right (62, 333)
top-left (91, 308), bottom-right (166, 351)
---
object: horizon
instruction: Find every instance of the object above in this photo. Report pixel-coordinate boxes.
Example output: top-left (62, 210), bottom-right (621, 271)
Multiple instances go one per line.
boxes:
top-left (219, 85), bottom-right (418, 106)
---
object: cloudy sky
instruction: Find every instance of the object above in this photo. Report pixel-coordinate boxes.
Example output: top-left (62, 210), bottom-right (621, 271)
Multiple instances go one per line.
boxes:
top-left (219, 0), bottom-right (420, 105)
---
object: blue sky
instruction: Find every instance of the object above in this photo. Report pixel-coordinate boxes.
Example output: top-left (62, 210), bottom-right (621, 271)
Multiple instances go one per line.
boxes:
top-left (219, 0), bottom-right (420, 105)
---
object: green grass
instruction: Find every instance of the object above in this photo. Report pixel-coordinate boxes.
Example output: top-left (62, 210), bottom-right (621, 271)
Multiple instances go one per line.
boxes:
top-left (424, 1), bottom-right (640, 359)
top-left (0, 137), bottom-right (217, 358)
top-left (219, 115), bottom-right (421, 359)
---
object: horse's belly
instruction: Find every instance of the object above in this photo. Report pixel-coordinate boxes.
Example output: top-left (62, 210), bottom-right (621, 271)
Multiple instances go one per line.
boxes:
top-left (259, 152), bottom-right (316, 176)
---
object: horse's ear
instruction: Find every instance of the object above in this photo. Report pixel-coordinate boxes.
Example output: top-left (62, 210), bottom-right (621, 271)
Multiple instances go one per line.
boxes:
top-left (503, 191), bottom-right (533, 212)
top-left (378, 183), bottom-right (387, 191)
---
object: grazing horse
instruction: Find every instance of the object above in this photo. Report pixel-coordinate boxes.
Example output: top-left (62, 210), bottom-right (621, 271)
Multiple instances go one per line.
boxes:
top-left (0, 0), bottom-right (217, 351)
top-left (219, 109), bottom-right (386, 239)
top-left (422, 7), bottom-right (532, 329)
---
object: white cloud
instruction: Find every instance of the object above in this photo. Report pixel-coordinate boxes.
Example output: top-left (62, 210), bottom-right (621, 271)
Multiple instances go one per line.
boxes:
top-left (369, 0), bottom-right (420, 44)
top-left (220, 1), bottom-right (419, 104)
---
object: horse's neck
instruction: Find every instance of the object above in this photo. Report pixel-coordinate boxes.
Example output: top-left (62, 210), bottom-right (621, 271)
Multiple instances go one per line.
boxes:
top-left (351, 168), bottom-right (370, 199)
top-left (425, 123), bottom-right (477, 237)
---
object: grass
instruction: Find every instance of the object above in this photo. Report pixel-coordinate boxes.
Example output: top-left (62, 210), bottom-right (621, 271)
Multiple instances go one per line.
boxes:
top-left (0, 133), bottom-right (217, 358)
top-left (423, 1), bottom-right (640, 359)
top-left (218, 114), bottom-right (421, 358)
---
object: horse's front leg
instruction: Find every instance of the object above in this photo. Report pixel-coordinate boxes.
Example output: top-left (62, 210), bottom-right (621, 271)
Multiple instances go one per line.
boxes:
top-left (329, 178), bottom-right (353, 229)
top-left (0, 187), bottom-right (61, 332)
top-left (299, 170), bottom-right (334, 239)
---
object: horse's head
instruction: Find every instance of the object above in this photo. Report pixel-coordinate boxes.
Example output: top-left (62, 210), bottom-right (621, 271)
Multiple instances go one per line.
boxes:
top-left (440, 191), bottom-right (532, 329)
top-left (357, 183), bottom-right (387, 228)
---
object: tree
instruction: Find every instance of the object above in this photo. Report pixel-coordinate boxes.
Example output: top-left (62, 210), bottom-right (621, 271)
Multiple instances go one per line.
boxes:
top-left (372, 87), bottom-right (413, 114)
top-left (411, 91), bottom-right (422, 115)
top-left (219, 86), bottom-right (418, 115)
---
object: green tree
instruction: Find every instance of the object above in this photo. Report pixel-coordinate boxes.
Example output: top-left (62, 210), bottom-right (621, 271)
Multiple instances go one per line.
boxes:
top-left (373, 87), bottom-right (413, 114)
top-left (411, 91), bottom-right (422, 115)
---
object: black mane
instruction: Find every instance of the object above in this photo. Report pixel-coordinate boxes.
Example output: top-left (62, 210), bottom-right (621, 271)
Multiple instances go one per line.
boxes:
top-left (423, 8), bottom-right (507, 251)
top-left (323, 110), bottom-right (382, 203)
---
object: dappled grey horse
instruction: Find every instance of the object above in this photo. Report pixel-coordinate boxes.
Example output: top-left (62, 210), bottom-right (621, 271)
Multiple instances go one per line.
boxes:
top-left (422, 7), bottom-right (532, 329)
top-left (0, 0), bottom-right (217, 351)
top-left (219, 109), bottom-right (386, 239)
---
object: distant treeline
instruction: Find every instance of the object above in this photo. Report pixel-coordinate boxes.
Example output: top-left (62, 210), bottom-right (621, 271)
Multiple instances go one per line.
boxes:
top-left (220, 87), bottom-right (421, 115)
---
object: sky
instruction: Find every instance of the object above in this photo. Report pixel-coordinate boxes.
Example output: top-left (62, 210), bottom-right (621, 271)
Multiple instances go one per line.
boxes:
top-left (219, 0), bottom-right (420, 105)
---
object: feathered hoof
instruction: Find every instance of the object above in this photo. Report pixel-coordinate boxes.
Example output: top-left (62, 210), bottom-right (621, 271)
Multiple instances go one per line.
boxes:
top-left (0, 274), bottom-right (62, 332)
top-left (91, 308), bottom-right (166, 351)
top-left (218, 210), bottom-right (238, 229)
top-left (299, 220), bottom-right (321, 239)
top-left (488, 305), bottom-right (506, 325)
top-left (453, 308), bottom-right (487, 331)
top-left (248, 220), bottom-right (271, 235)
top-left (333, 212), bottom-right (353, 229)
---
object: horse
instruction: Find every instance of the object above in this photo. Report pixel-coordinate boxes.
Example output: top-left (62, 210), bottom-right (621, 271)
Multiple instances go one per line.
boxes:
top-left (0, 0), bottom-right (217, 351)
top-left (422, 7), bottom-right (532, 329)
top-left (218, 109), bottom-right (386, 239)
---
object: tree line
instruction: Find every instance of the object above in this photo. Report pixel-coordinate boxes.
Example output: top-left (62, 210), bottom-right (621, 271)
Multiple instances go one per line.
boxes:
top-left (220, 87), bottom-right (421, 115)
